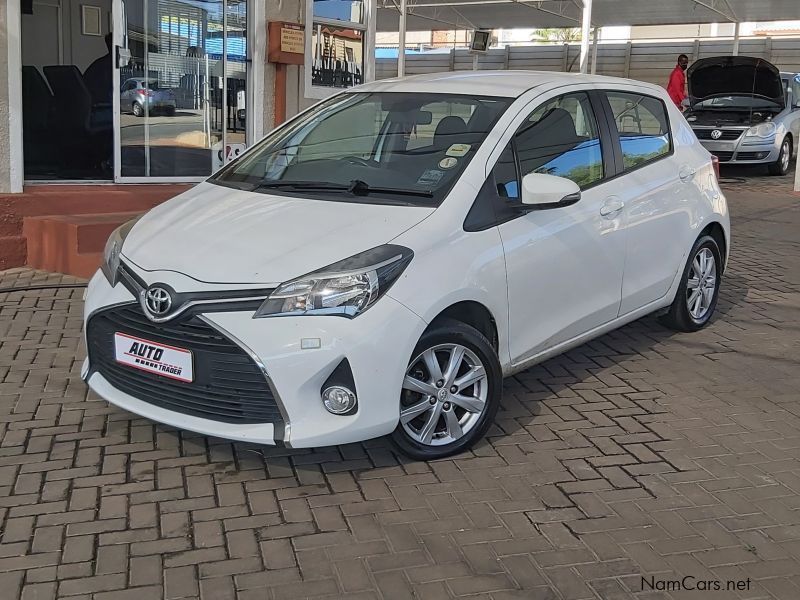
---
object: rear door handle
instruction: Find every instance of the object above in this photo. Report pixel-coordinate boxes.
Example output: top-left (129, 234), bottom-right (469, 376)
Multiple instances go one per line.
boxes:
top-left (679, 165), bottom-right (696, 181)
top-left (600, 198), bottom-right (624, 218)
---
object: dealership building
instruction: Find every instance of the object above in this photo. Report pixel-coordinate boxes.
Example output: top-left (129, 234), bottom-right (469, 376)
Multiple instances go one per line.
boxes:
top-left (0, 0), bottom-right (799, 275)
top-left (0, 0), bottom-right (377, 273)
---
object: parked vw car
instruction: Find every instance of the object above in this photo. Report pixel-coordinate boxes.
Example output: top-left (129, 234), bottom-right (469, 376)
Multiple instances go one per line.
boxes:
top-left (120, 78), bottom-right (177, 117)
top-left (685, 56), bottom-right (800, 175)
top-left (83, 72), bottom-right (729, 459)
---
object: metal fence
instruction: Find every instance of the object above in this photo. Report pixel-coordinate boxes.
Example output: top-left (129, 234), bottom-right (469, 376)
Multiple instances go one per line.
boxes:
top-left (376, 37), bottom-right (800, 85)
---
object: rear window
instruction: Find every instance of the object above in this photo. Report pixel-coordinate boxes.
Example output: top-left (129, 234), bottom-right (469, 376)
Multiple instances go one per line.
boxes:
top-left (606, 92), bottom-right (672, 171)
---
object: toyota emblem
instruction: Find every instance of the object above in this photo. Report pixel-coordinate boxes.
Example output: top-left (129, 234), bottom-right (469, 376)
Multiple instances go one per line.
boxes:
top-left (144, 286), bottom-right (172, 316)
top-left (710, 129), bottom-right (723, 140)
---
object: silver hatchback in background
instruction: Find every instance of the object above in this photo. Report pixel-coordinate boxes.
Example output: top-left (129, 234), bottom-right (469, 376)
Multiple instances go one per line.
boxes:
top-left (685, 56), bottom-right (800, 176)
top-left (120, 78), bottom-right (177, 117)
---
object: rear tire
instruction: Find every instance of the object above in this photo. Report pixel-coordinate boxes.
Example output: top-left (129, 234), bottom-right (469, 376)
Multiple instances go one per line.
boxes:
top-left (768, 136), bottom-right (791, 176)
top-left (132, 102), bottom-right (144, 118)
top-left (659, 235), bottom-right (722, 332)
top-left (391, 319), bottom-right (502, 460)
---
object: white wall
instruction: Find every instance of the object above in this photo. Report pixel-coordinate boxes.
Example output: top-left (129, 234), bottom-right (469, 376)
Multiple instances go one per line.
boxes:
top-left (1, 0), bottom-right (23, 193)
top-left (0, 0), bottom-right (12, 192)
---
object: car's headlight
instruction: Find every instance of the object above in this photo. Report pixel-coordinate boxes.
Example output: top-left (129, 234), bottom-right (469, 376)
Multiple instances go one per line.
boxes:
top-left (745, 122), bottom-right (776, 138)
top-left (254, 245), bottom-right (413, 319)
top-left (101, 217), bottom-right (141, 285)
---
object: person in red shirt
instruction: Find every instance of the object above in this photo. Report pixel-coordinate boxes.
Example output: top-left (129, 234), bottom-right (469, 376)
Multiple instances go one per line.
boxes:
top-left (667, 54), bottom-right (690, 110)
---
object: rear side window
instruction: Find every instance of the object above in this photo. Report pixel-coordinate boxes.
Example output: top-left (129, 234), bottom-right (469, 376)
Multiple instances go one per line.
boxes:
top-left (605, 92), bottom-right (671, 170)
top-left (514, 92), bottom-right (604, 189)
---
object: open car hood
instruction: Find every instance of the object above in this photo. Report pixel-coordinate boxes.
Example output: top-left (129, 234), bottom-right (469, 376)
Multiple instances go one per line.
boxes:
top-left (687, 56), bottom-right (784, 108)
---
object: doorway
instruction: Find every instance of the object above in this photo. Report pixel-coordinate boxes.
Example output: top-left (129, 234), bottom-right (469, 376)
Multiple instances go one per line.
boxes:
top-left (21, 0), bottom-right (114, 180)
top-left (20, 0), bottom-right (251, 182)
top-left (115, 0), bottom-right (249, 180)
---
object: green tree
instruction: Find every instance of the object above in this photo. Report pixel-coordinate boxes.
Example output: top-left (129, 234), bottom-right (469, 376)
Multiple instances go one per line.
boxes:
top-left (531, 28), bottom-right (582, 43)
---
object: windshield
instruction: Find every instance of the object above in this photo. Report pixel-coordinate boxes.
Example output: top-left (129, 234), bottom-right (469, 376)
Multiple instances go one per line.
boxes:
top-left (692, 95), bottom-right (782, 110)
top-left (212, 92), bottom-right (513, 206)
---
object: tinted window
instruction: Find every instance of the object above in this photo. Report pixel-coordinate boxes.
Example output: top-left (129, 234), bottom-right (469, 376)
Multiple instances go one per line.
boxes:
top-left (515, 92), bottom-right (604, 188)
top-left (606, 92), bottom-right (671, 170)
top-left (793, 76), bottom-right (800, 108)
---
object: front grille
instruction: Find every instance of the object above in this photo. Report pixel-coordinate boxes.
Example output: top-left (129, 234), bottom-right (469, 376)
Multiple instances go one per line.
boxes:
top-left (713, 151), bottom-right (734, 162)
top-left (693, 129), bottom-right (743, 141)
top-left (87, 304), bottom-right (282, 424)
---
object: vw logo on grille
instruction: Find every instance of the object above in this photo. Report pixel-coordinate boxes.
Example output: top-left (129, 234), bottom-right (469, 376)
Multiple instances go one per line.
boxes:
top-left (144, 286), bottom-right (173, 317)
top-left (710, 129), bottom-right (723, 140)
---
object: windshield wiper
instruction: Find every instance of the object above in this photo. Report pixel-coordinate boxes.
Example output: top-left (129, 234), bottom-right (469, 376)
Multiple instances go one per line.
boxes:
top-left (346, 179), bottom-right (433, 198)
top-left (254, 179), bottom-right (433, 198)
top-left (254, 180), bottom-right (349, 192)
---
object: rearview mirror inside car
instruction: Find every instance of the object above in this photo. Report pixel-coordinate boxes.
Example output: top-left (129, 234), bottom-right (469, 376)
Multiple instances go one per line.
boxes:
top-left (521, 173), bottom-right (581, 209)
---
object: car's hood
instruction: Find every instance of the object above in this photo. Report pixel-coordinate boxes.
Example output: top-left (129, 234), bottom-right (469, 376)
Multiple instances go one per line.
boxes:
top-left (688, 56), bottom-right (784, 108)
top-left (122, 182), bottom-right (434, 285)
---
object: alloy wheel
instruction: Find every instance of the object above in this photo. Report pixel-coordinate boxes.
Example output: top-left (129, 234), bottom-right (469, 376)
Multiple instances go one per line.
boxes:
top-left (400, 343), bottom-right (488, 446)
top-left (781, 140), bottom-right (791, 172)
top-left (686, 247), bottom-right (717, 320)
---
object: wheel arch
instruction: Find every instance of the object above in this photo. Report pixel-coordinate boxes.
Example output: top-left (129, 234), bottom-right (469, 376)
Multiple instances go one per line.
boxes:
top-left (426, 301), bottom-right (499, 352)
top-left (699, 221), bottom-right (727, 272)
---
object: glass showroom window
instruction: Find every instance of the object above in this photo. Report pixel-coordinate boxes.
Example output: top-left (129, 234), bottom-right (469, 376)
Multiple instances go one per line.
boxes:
top-left (305, 0), bottom-right (375, 99)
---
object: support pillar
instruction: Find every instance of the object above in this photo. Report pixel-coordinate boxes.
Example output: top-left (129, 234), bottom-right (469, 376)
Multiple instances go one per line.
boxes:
top-left (732, 21), bottom-right (740, 56)
top-left (398, 0), bottom-right (407, 77)
top-left (579, 0), bottom-right (593, 74)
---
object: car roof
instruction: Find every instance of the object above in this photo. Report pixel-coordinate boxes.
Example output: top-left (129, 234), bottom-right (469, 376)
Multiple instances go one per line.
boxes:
top-left (354, 70), bottom-right (666, 99)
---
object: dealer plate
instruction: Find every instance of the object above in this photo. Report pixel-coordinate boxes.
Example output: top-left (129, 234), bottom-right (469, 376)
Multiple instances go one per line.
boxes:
top-left (113, 332), bottom-right (193, 383)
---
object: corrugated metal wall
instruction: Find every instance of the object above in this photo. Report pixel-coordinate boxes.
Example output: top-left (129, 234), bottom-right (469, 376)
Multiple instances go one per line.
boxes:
top-left (376, 38), bottom-right (800, 85)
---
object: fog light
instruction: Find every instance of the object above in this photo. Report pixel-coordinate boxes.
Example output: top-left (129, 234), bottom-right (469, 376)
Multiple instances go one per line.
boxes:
top-left (322, 386), bottom-right (357, 415)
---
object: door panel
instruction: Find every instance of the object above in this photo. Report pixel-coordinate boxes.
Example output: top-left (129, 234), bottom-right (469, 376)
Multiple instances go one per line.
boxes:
top-left (500, 181), bottom-right (626, 364)
top-left (602, 91), bottom-right (689, 314)
top-left (496, 90), bottom-right (626, 364)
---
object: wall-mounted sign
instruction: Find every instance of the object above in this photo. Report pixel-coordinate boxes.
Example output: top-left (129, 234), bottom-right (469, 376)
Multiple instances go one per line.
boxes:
top-left (268, 22), bottom-right (305, 65)
top-left (281, 27), bottom-right (304, 54)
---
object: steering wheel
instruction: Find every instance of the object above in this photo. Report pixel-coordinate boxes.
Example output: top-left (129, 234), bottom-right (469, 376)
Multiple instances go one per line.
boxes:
top-left (341, 156), bottom-right (375, 168)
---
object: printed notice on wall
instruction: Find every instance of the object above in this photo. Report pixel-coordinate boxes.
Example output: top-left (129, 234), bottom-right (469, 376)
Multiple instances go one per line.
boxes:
top-left (280, 26), bottom-right (304, 54)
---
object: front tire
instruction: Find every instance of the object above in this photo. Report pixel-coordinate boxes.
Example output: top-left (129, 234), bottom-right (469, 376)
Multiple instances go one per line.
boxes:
top-left (768, 136), bottom-right (791, 176)
top-left (132, 102), bottom-right (144, 117)
top-left (659, 235), bottom-right (722, 332)
top-left (391, 319), bottom-right (502, 460)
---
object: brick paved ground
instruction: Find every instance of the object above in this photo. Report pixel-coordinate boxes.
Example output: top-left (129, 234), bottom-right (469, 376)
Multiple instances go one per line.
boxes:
top-left (0, 169), bottom-right (799, 600)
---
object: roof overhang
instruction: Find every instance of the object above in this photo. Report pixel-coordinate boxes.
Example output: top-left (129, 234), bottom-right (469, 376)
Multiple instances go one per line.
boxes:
top-left (377, 0), bottom-right (800, 33)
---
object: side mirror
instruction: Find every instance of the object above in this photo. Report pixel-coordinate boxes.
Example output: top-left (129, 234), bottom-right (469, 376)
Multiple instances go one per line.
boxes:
top-left (520, 173), bottom-right (581, 209)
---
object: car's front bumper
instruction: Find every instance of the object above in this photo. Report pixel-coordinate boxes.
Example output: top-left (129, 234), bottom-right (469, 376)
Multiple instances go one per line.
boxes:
top-left (83, 269), bottom-right (427, 448)
top-left (697, 138), bottom-right (779, 165)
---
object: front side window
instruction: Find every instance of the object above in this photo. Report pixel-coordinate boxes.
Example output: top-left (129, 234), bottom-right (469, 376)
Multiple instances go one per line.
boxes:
top-left (606, 91), bottom-right (671, 170)
top-left (514, 92), bottom-right (604, 189)
top-left (793, 76), bottom-right (800, 108)
top-left (213, 92), bottom-right (512, 206)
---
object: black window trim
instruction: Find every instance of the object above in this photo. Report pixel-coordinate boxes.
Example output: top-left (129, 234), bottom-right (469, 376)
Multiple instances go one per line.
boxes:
top-left (598, 88), bottom-right (675, 179)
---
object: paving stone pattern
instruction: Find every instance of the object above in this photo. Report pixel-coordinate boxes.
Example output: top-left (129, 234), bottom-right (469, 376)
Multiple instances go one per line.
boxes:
top-left (0, 172), bottom-right (799, 599)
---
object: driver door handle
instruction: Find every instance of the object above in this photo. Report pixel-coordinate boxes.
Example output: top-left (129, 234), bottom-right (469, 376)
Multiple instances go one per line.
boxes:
top-left (599, 197), bottom-right (625, 218)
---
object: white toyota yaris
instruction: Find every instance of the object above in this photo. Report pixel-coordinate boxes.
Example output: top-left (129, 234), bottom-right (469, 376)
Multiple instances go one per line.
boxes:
top-left (83, 71), bottom-right (730, 459)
